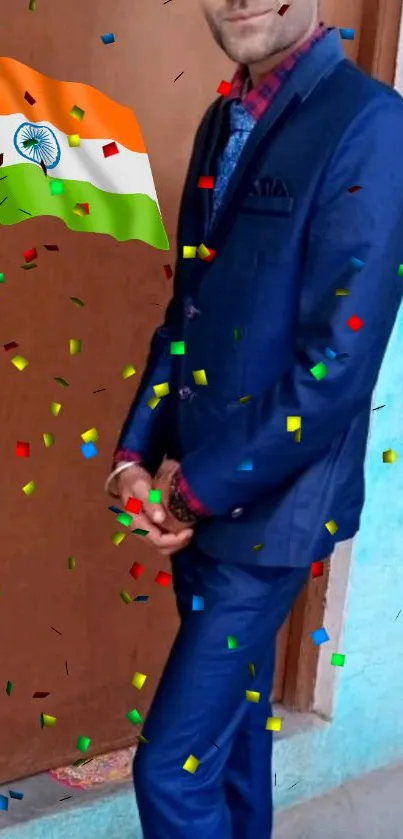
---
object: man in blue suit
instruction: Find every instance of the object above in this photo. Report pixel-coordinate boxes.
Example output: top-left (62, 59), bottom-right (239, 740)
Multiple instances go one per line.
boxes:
top-left (106, 1), bottom-right (403, 836)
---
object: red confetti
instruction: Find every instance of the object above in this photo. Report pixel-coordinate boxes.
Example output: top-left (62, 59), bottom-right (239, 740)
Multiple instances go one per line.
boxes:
top-left (23, 247), bottom-right (37, 263)
top-left (15, 441), bottom-right (30, 458)
top-left (311, 561), bottom-right (324, 579)
top-left (4, 342), bottom-right (19, 352)
top-left (44, 244), bottom-right (59, 251)
top-left (102, 141), bottom-right (119, 158)
top-left (125, 496), bottom-right (143, 515)
top-left (24, 90), bottom-right (36, 105)
top-left (347, 314), bottom-right (363, 332)
top-left (77, 202), bottom-right (90, 215)
top-left (129, 561), bottom-right (144, 580)
top-left (217, 80), bottom-right (232, 97)
top-left (198, 176), bottom-right (214, 189)
top-left (204, 248), bottom-right (216, 262)
top-left (162, 264), bottom-right (173, 280)
top-left (154, 571), bottom-right (172, 587)
top-left (32, 692), bottom-right (50, 699)
top-left (348, 185), bottom-right (362, 193)
top-left (277, 3), bottom-right (290, 15)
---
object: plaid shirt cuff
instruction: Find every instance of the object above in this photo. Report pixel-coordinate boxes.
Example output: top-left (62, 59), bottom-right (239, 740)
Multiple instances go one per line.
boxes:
top-left (168, 469), bottom-right (210, 521)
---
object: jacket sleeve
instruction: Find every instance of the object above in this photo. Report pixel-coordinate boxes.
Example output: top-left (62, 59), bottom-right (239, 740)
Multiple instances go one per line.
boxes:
top-left (180, 95), bottom-right (403, 515)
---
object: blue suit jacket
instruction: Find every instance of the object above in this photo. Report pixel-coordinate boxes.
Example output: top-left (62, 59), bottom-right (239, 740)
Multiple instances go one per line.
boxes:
top-left (117, 30), bottom-right (403, 567)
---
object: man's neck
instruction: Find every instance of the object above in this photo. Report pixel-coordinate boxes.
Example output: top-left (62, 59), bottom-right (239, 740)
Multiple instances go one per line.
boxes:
top-left (247, 18), bottom-right (319, 89)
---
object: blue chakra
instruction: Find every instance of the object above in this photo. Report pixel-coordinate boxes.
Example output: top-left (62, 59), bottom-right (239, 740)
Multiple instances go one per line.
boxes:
top-left (14, 122), bottom-right (61, 169)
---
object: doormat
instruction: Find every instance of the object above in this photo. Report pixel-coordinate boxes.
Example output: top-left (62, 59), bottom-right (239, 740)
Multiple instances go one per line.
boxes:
top-left (48, 746), bottom-right (136, 790)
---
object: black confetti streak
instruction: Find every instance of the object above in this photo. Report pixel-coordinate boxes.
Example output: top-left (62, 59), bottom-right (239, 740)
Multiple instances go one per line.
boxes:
top-left (0, 196), bottom-right (8, 206)
top-left (394, 609), bottom-right (401, 621)
top-left (51, 626), bottom-right (63, 636)
top-left (274, 773), bottom-right (277, 786)
top-left (0, 175), bottom-right (7, 182)
top-left (372, 404), bottom-right (385, 412)
top-left (93, 388), bottom-right (106, 394)
top-left (65, 660), bottom-right (69, 675)
top-left (18, 208), bottom-right (32, 216)
top-left (287, 781), bottom-right (299, 791)
top-left (173, 71), bottom-right (184, 83)
top-left (59, 796), bottom-right (73, 801)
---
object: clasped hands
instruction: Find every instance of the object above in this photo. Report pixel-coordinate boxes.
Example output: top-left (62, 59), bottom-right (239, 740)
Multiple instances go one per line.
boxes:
top-left (116, 459), bottom-right (194, 556)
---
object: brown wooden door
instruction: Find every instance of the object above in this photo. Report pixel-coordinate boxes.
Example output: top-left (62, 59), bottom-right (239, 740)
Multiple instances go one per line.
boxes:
top-left (0, 0), bottom-right (398, 783)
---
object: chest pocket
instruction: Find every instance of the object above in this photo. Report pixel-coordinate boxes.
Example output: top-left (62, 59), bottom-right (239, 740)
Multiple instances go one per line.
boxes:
top-left (240, 194), bottom-right (294, 217)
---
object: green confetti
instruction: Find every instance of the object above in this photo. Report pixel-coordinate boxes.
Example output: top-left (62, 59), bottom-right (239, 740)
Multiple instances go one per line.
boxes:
top-left (0, 273), bottom-right (5, 283)
top-left (70, 105), bottom-right (85, 121)
top-left (54, 377), bottom-right (69, 387)
top-left (227, 636), bottom-right (238, 650)
top-left (330, 653), bottom-right (345, 667)
top-left (6, 680), bottom-right (13, 696)
top-left (126, 708), bottom-right (143, 725)
top-left (170, 341), bottom-right (185, 355)
top-left (76, 735), bottom-right (91, 752)
top-left (132, 528), bottom-right (149, 537)
top-left (68, 556), bottom-right (76, 570)
top-left (70, 296), bottom-right (85, 307)
top-left (116, 512), bottom-right (132, 527)
top-left (398, 264), bottom-right (403, 277)
top-left (148, 489), bottom-right (161, 504)
top-left (310, 361), bottom-right (328, 381)
top-left (43, 433), bottom-right (55, 448)
top-left (49, 180), bottom-right (64, 196)
top-left (234, 328), bottom-right (242, 341)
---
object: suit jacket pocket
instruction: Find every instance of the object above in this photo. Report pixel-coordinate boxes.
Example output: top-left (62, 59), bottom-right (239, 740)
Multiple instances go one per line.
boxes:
top-left (240, 194), bottom-right (294, 216)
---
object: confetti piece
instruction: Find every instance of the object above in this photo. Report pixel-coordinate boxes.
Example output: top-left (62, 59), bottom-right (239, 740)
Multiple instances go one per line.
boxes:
top-left (0, 154), bottom-right (3, 166)
top-left (44, 244), bottom-right (59, 251)
top-left (40, 713), bottom-right (57, 728)
top-left (112, 532), bottom-right (126, 546)
top-left (148, 489), bottom-right (162, 504)
top-left (70, 105), bottom-right (85, 121)
top-left (147, 396), bottom-right (160, 410)
top-left (335, 288), bottom-right (350, 296)
top-left (120, 590), bottom-right (132, 604)
top-left (339, 28), bottom-right (355, 40)
top-left (28, 0), bottom-right (36, 9)
top-left (33, 692), bottom-right (50, 698)
top-left (68, 556), bottom-right (76, 570)
top-left (136, 734), bottom-right (150, 745)
top-left (170, 341), bottom-right (185, 355)
top-left (76, 736), bottom-right (91, 753)
top-left (155, 571), bottom-right (172, 587)
top-left (350, 257), bottom-right (365, 271)
top-left (133, 594), bottom-right (149, 602)
top-left (109, 505), bottom-right (123, 515)
top-left (237, 459), bottom-right (253, 471)
top-left (130, 561), bottom-right (144, 579)
top-left (183, 755), bottom-right (199, 774)
top-left (286, 416), bottom-right (301, 433)
top-left (102, 141), bottom-right (119, 158)
top-left (4, 342), bottom-right (18, 351)
top-left (325, 519), bottom-right (338, 535)
top-left (131, 672), bottom-right (147, 689)
top-left (310, 361), bottom-right (328, 380)
top-left (197, 243), bottom-right (212, 259)
top-left (162, 263), bottom-right (173, 280)
top-left (277, 4), bottom-right (290, 15)
top-left (100, 32), bottom-right (115, 44)
top-left (126, 708), bottom-right (143, 725)
top-left (245, 690), bottom-right (260, 703)
top-left (0, 273), bottom-right (5, 283)
top-left (153, 382), bottom-right (169, 397)
top-left (73, 202), bottom-right (90, 216)
top-left (239, 395), bottom-right (252, 404)
top-left (132, 528), bottom-right (149, 537)
top-left (54, 377), bottom-right (69, 387)
top-left (49, 179), bottom-right (64, 196)
top-left (15, 441), bottom-right (30, 457)
top-left (24, 90), bottom-right (36, 105)
top-left (192, 595), bottom-right (204, 611)
top-left (68, 134), bottom-right (80, 148)
top-left (22, 481), bottom-right (36, 496)
top-left (69, 338), bottom-right (82, 355)
top-left (311, 560), bottom-right (324, 578)
top-left (9, 790), bottom-right (24, 801)
top-left (253, 544), bottom-right (264, 552)
top-left (347, 315), bottom-right (363, 331)
top-left (20, 262), bottom-right (37, 271)
top-left (81, 427), bottom-right (98, 443)
top-left (193, 369), bottom-right (208, 386)
top-left (81, 442), bottom-right (97, 459)
top-left (116, 512), bottom-right (132, 527)
top-left (227, 636), bottom-right (238, 650)
top-left (234, 328), bottom-right (242, 341)
top-left (248, 663), bottom-right (255, 677)
top-left (0, 796), bottom-right (8, 812)
top-left (324, 347), bottom-right (337, 360)
top-left (24, 247), bottom-right (38, 263)
top-left (398, 265), bottom-right (403, 277)
top-left (5, 681), bottom-right (12, 696)
top-left (70, 296), bottom-right (85, 307)
top-left (331, 653), bottom-right (345, 667)
top-left (217, 80), bottom-right (232, 96)
top-left (311, 627), bottom-right (329, 645)
top-left (50, 402), bottom-right (62, 416)
top-left (183, 245), bottom-right (197, 259)
top-left (122, 365), bottom-right (136, 379)
top-left (125, 496), bottom-right (143, 514)
top-left (266, 716), bottom-right (282, 731)
top-left (347, 185), bottom-right (362, 193)
top-left (198, 175), bottom-right (214, 189)
top-left (383, 449), bottom-right (399, 463)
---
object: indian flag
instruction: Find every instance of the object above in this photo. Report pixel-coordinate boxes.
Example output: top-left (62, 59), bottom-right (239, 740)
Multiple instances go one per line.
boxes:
top-left (0, 57), bottom-right (169, 248)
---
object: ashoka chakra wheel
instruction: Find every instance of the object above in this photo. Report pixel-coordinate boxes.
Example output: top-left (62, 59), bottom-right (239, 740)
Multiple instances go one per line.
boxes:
top-left (13, 122), bottom-right (61, 169)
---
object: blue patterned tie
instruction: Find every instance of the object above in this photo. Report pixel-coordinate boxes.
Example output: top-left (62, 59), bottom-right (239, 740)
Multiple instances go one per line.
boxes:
top-left (209, 102), bottom-right (256, 231)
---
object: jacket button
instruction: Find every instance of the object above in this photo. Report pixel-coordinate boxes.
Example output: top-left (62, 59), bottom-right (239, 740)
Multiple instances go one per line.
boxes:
top-left (179, 386), bottom-right (193, 400)
top-left (231, 507), bottom-right (244, 518)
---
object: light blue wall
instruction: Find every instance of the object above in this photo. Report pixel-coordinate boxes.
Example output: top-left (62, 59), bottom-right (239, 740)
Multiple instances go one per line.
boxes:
top-left (273, 305), bottom-right (403, 809)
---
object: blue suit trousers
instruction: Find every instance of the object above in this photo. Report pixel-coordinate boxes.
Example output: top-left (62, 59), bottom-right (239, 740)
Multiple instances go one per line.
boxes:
top-left (133, 546), bottom-right (308, 838)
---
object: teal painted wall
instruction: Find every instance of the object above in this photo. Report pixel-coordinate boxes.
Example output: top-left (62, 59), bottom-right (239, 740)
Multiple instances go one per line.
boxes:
top-left (273, 306), bottom-right (403, 809)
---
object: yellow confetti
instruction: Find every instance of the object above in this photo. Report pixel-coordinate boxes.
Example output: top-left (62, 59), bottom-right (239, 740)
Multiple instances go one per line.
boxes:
top-left (197, 243), bottom-right (210, 259)
top-left (286, 416), bottom-right (301, 432)
top-left (132, 672), bottom-right (147, 689)
top-left (335, 288), bottom-right (350, 296)
top-left (43, 433), bottom-right (55, 448)
top-left (112, 532), bottom-right (126, 546)
top-left (41, 714), bottom-right (57, 728)
top-left (50, 402), bottom-right (62, 417)
top-left (68, 556), bottom-right (76, 570)
top-left (73, 203), bottom-right (87, 217)
top-left (239, 395), bottom-right (252, 404)
top-left (11, 355), bottom-right (28, 371)
top-left (81, 427), bottom-right (98, 443)
top-left (183, 754), bottom-right (199, 774)
top-left (183, 246), bottom-right (197, 259)
top-left (253, 544), bottom-right (263, 552)
top-left (136, 734), bottom-right (150, 745)
top-left (293, 428), bottom-right (302, 443)
top-left (68, 134), bottom-right (80, 147)
top-left (382, 448), bottom-right (399, 464)
top-left (192, 369), bottom-right (208, 386)
top-left (246, 690), bottom-right (260, 703)
top-left (70, 105), bottom-right (85, 121)
top-left (265, 716), bottom-right (282, 732)
top-left (69, 338), bottom-right (82, 355)
top-left (22, 480), bottom-right (36, 496)
top-left (122, 365), bottom-right (136, 379)
top-left (153, 382), bottom-right (170, 398)
top-left (120, 590), bottom-right (132, 604)
top-left (147, 396), bottom-right (161, 410)
top-left (325, 520), bottom-right (338, 535)
top-left (248, 663), bottom-right (256, 678)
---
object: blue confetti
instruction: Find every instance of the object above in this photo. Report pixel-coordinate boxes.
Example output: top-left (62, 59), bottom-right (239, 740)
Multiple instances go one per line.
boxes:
top-left (339, 28), bottom-right (355, 40)
top-left (192, 596), bottom-right (205, 611)
top-left (350, 257), bottom-right (365, 271)
top-left (81, 442), bottom-right (98, 459)
top-left (100, 32), bottom-right (115, 44)
top-left (0, 796), bottom-right (8, 811)
top-left (324, 347), bottom-right (337, 360)
top-left (108, 505), bottom-right (123, 515)
top-left (237, 459), bottom-right (253, 471)
top-left (8, 791), bottom-right (23, 801)
top-left (311, 627), bottom-right (330, 646)
top-left (134, 595), bottom-right (149, 602)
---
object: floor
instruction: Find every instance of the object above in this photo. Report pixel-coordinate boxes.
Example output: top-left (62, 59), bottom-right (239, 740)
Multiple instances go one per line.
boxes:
top-left (0, 760), bottom-right (402, 838)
